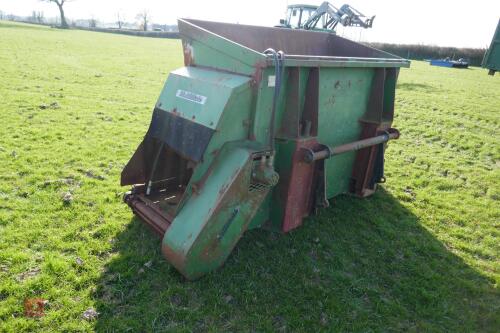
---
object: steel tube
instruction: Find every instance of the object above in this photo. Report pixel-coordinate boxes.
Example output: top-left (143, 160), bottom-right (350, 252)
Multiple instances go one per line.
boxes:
top-left (124, 193), bottom-right (172, 236)
top-left (305, 129), bottom-right (400, 163)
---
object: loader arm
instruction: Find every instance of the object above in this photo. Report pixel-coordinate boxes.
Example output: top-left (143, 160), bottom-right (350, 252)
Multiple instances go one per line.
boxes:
top-left (303, 2), bottom-right (375, 31)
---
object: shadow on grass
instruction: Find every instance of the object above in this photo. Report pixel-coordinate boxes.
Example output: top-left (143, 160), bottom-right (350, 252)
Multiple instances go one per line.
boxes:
top-left (94, 189), bottom-right (497, 332)
top-left (397, 82), bottom-right (437, 93)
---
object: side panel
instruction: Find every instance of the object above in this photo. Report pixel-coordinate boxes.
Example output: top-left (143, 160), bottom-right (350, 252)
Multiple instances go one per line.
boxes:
top-left (317, 67), bottom-right (374, 198)
top-left (188, 86), bottom-right (255, 191)
top-left (482, 19), bottom-right (500, 71)
top-left (157, 67), bottom-right (251, 130)
top-left (161, 144), bottom-right (269, 280)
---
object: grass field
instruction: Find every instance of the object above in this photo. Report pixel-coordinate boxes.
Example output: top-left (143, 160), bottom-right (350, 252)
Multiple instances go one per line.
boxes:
top-left (0, 21), bottom-right (499, 332)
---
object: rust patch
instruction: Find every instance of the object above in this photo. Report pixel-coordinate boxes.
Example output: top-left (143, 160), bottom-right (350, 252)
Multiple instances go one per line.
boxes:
top-left (161, 242), bottom-right (187, 274)
top-left (199, 156), bottom-right (257, 245)
top-left (281, 138), bottom-right (319, 232)
top-left (197, 159), bottom-right (262, 264)
top-left (24, 298), bottom-right (46, 318)
top-left (182, 41), bottom-right (194, 66)
top-left (191, 183), bottom-right (200, 195)
top-left (350, 123), bottom-right (385, 197)
top-left (251, 60), bottom-right (266, 88)
top-left (125, 194), bottom-right (172, 236)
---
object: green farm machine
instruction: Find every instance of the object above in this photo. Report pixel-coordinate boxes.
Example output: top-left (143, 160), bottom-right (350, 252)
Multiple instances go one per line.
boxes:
top-left (278, 2), bottom-right (375, 32)
top-left (121, 19), bottom-right (410, 279)
top-left (482, 19), bottom-right (500, 75)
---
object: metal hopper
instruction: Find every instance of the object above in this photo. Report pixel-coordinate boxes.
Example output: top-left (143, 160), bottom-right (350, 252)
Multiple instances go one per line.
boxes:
top-left (122, 19), bottom-right (409, 279)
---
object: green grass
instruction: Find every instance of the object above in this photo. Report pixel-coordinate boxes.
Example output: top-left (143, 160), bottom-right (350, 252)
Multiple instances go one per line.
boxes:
top-left (0, 21), bottom-right (498, 332)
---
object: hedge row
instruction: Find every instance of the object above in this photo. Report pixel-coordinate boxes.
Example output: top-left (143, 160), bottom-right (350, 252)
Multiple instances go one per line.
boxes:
top-left (367, 43), bottom-right (486, 66)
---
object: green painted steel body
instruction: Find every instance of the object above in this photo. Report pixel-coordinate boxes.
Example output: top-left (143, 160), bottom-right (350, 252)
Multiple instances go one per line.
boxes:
top-left (482, 19), bottom-right (500, 75)
top-left (121, 19), bottom-right (410, 279)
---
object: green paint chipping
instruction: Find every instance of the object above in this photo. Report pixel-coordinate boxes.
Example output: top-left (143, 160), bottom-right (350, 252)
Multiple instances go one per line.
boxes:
top-left (318, 68), bottom-right (375, 196)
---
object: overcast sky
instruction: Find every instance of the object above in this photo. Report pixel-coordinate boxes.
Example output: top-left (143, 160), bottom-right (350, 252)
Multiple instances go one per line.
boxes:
top-left (1, 0), bottom-right (498, 48)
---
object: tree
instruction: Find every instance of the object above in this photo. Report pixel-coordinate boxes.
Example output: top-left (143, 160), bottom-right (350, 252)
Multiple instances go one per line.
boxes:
top-left (38, 11), bottom-right (44, 24)
top-left (116, 11), bottom-right (124, 29)
top-left (41, 0), bottom-right (73, 29)
top-left (89, 15), bottom-right (97, 28)
top-left (136, 10), bottom-right (150, 31)
top-left (32, 11), bottom-right (44, 24)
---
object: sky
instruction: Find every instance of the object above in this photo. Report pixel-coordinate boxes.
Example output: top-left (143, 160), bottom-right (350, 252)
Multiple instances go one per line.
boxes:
top-left (0, 0), bottom-right (499, 48)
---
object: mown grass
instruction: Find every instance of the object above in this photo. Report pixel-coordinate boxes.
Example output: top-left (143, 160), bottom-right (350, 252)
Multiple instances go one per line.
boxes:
top-left (0, 21), bottom-right (499, 332)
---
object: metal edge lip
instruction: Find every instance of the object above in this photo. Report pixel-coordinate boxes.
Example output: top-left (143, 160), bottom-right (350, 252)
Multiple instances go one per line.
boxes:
top-left (278, 54), bottom-right (410, 62)
top-left (179, 17), bottom-right (338, 43)
top-left (275, 56), bottom-right (411, 68)
top-left (178, 18), bottom-right (265, 59)
top-left (178, 18), bottom-right (410, 68)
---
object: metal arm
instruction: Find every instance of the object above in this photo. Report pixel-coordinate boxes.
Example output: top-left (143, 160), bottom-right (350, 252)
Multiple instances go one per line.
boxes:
top-left (303, 129), bottom-right (400, 163)
top-left (303, 2), bottom-right (375, 31)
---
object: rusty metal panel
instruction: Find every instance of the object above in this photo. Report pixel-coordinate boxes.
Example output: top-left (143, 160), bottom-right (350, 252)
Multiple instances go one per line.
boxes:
top-left (181, 19), bottom-right (407, 62)
top-left (280, 139), bottom-right (318, 232)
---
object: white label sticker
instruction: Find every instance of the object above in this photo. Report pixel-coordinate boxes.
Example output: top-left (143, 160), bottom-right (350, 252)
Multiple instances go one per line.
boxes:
top-left (176, 89), bottom-right (207, 105)
top-left (268, 75), bottom-right (276, 87)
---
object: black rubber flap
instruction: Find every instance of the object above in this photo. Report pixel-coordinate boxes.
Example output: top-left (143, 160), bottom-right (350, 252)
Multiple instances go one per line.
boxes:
top-left (146, 107), bottom-right (214, 162)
